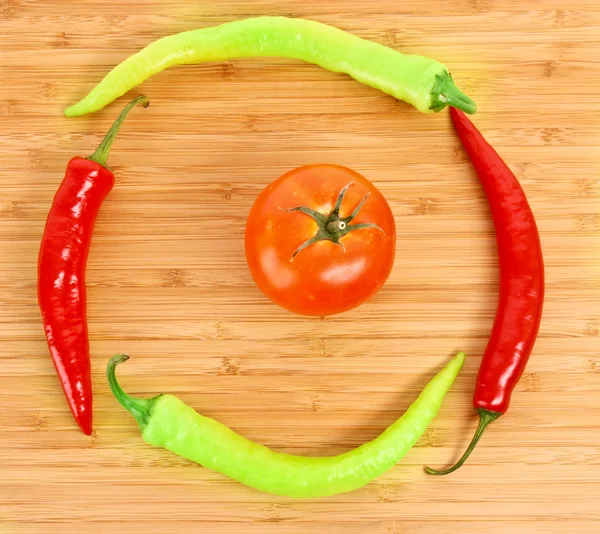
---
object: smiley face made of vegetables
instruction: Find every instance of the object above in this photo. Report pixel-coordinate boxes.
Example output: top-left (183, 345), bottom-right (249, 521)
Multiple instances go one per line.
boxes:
top-left (245, 164), bottom-right (396, 316)
top-left (49, 15), bottom-right (482, 498)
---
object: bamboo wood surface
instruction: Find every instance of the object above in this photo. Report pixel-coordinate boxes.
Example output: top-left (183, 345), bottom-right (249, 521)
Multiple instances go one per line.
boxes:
top-left (1, 1), bottom-right (600, 532)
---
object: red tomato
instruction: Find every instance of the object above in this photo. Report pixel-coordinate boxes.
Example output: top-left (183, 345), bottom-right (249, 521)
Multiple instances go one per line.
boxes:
top-left (244, 164), bottom-right (396, 316)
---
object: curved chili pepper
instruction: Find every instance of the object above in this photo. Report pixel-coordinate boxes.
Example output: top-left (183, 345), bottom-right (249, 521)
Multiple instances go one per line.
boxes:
top-left (38, 95), bottom-right (149, 435)
top-left (425, 108), bottom-right (545, 475)
top-left (107, 351), bottom-right (464, 497)
top-left (64, 16), bottom-right (476, 117)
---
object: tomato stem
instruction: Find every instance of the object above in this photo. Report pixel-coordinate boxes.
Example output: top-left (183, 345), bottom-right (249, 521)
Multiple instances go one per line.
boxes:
top-left (283, 182), bottom-right (383, 260)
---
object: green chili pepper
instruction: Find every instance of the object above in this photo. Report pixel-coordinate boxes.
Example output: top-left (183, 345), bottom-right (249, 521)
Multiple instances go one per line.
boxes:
top-left (65, 16), bottom-right (476, 118)
top-left (106, 351), bottom-right (465, 498)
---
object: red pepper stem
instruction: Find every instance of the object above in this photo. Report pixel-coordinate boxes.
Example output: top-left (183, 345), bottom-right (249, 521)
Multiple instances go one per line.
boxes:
top-left (88, 95), bottom-right (149, 167)
top-left (424, 408), bottom-right (501, 476)
top-left (106, 354), bottom-right (161, 431)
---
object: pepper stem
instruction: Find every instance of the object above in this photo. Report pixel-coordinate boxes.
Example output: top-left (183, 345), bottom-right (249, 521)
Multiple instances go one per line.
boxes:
top-left (430, 74), bottom-right (477, 115)
top-left (88, 95), bottom-right (149, 167)
top-left (424, 408), bottom-right (501, 475)
top-left (106, 354), bottom-right (160, 431)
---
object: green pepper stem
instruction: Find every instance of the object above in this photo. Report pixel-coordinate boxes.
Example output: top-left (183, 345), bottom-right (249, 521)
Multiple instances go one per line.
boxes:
top-left (106, 354), bottom-right (160, 431)
top-left (88, 95), bottom-right (149, 167)
top-left (431, 74), bottom-right (477, 115)
top-left (424, 408), bottom-right (501, 476)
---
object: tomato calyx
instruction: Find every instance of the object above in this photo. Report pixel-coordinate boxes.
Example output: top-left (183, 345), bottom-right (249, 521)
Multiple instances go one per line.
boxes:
top-left (281, 181), bottom-right (384, 260)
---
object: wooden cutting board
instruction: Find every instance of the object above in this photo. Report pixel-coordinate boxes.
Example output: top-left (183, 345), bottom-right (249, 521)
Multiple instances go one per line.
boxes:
top-left (2, 1), bottom-right (599, 532)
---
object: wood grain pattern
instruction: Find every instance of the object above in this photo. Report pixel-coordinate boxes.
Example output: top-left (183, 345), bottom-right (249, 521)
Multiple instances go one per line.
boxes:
top-left (1, 1), bottom-right (599, 532)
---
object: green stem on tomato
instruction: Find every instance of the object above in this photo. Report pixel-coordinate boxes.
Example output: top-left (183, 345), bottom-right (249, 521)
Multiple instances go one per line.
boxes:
top-left (284, 182), bottom-right (383, 260)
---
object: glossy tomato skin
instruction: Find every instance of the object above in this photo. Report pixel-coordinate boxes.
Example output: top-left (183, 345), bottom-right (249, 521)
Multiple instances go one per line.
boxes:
top-left (244, 164), bottom-right (396, 316)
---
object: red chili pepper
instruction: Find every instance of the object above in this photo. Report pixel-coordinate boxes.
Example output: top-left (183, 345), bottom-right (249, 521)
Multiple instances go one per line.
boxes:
top-left (425, 107), bottom-right (545, 475)
top-left (38, 96), bottom-right (149, 435)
